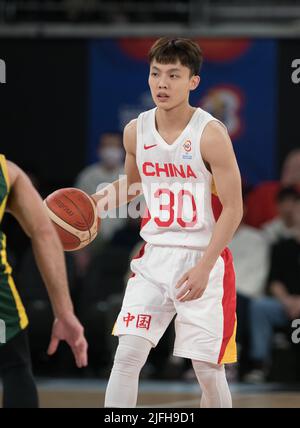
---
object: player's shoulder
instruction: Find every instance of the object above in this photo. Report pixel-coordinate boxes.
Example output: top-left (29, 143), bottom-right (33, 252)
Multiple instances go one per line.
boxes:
top-left (124, 108), bottom-right (153, 135)
top-left (202, 119), bottom-right (229, 141)
top-left (200, 118), bottom-right (234, 164)
top-left (6, 160), bottom-right (32, 189)
top-left (6, 159), bottom-right (19, 186)
top-left (0, 154), bottom-right (11, 189)
top-left (123, 119), bottom-right (137, 154)
top-left (201, 118), bottom-right (231, 154)
top-left (124, 118), bottom-right (137, 136)
top-left (123, 108), bottom-right (153, 152)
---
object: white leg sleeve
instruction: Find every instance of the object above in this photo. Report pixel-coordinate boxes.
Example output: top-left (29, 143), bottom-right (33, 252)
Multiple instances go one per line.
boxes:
top-left (104, 335), bottom-right (153, 408)
top-left (192, 360), bottom-right (232, 408)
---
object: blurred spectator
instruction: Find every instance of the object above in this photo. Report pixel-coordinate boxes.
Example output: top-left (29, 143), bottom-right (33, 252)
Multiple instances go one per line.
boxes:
top-left (245, 149), bottom-right (300, 228)
top-left (229, 205), bottom-right (269, 300)
top-left (262, 186), bottom-right (299, 245)
top-left (246, 194), bottom-right (300, 383)
top-left (75, 132), bottom-right (124, 197)
top-left (228, 197), bottom-right (269, 379)
top-left (281, 149), bottom-right (300, 186)
top-left (74, 132), bottom-right (126, 274)
top-left (110, 217), bottom-right (142, 250)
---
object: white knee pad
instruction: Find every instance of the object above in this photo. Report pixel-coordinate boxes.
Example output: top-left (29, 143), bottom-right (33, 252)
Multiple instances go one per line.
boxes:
top-left (104, 335), bottom-right (152, 408)
top-left (112, 335), bottom-right (152, 377)
top-left (192, 360), bottom-right (232, 408)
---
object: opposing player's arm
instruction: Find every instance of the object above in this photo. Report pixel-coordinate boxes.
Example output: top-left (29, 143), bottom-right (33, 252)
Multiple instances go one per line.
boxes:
top-left (6, 161), bottom-right (88, 367)
top-left (200, 121), bottom-right (243, 270)
top-left (6, 161), bottom-right (74, 317)
top-left (92, 119), bottom-right (143, 212)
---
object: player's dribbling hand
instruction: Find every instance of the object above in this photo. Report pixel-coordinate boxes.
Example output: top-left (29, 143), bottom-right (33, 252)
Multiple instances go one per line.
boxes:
top-left (47, 312), bottom-right (88, 368)
top-left (175, 264), bottom-right (210, 302)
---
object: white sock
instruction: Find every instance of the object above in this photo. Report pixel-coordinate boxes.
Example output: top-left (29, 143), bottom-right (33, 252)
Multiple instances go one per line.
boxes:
top-left (192, 360), bottom-right (232, 408)
top-left (104, 335), bottom-right (152, 408)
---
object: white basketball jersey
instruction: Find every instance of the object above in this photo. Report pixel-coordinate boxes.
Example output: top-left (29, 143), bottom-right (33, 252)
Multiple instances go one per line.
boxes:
top-left (136, 107), bottom-right (223, 250)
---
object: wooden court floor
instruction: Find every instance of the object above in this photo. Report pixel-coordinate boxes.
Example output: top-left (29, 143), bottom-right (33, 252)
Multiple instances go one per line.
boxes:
top-left (1, 379), bottom-right (300, 408)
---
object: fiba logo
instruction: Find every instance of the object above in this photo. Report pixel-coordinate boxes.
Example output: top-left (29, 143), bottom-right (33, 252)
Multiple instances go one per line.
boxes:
top-left (0, 319), bottom-right (6, 344)
top-left (183, 140), bottom-right (192, 153)
top-left (0, 59), bottom-right (6, 84)
top-left (291, 59), bottom-right (300, 84)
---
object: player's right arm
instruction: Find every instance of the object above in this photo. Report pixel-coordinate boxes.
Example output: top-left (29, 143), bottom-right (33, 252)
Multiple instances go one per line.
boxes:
top-left (6, 161), bottom-right (88, 367)
top-left (91, 119), bottom-right (143, 213)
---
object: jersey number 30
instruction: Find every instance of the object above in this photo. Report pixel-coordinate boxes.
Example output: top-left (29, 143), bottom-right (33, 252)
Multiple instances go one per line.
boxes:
top-left (154, 188), bottom-right (197, 228)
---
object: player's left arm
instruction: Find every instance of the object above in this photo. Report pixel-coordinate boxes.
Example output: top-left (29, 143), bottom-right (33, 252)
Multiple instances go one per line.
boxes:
top-left (176, 121), bottom-right (243, 301)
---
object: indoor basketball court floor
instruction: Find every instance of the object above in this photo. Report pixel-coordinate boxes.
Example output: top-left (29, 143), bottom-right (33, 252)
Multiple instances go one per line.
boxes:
top-left (1, 378), bottom-right (300, 408)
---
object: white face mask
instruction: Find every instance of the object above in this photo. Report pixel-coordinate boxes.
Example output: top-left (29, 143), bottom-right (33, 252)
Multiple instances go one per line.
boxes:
top-left (99, 147), bottom-right (123, 168)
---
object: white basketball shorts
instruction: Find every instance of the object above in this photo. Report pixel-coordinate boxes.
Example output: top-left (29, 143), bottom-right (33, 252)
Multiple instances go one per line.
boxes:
top-left (112, 242), bottom-right (237, 364)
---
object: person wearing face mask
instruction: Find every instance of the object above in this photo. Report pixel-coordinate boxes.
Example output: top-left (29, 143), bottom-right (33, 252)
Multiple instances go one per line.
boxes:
top-left (245, 193), bottom-right (300, 383)
top-left (76, 133), bottom-right (124, 196)
top-left (75, 132), bottom-right (126, 244)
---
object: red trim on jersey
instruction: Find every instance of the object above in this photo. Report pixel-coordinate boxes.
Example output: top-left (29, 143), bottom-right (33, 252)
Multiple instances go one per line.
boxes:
top-left (140, 207), bottom-right (151, 230)
top-left (211, 193), bottom-right (223, 222)
top-left (130, 241), bottom-right (146, 278)
top-left (218, 247), bottom-right (237, 364)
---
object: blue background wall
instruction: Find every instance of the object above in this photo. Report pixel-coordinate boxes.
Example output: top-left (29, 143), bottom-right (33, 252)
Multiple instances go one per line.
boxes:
top-left (1, 37), bottom-right (297, 189)
top-left (88, 38), bottom-right (278, 186)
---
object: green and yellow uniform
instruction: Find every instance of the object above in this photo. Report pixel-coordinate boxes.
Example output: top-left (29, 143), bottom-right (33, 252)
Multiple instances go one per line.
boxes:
top-left (0, 154), bottom-right (28, 345)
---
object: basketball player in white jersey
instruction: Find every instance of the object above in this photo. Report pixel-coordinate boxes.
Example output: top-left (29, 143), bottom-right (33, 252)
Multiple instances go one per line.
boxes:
top-left (92, 37), bottom-right (243, 408)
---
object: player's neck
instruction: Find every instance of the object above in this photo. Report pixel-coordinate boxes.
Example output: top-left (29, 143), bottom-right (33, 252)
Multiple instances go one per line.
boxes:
top-left (156, 103), bottom-right (196, 132)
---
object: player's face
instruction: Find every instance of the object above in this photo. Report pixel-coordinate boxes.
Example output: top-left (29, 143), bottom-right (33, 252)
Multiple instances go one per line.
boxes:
top-left (148, 60), bottom-right (200, 110)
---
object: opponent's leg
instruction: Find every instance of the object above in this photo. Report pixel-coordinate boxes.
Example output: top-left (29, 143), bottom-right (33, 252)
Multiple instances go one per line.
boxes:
top-left (104, 335), bottom-right (153, 408)
top-left (192, 360), bottom-right (232, 408)
top-left (0, 330), bottom-right (38, 408)
top-left (1, 363), bottom-right (38, 408)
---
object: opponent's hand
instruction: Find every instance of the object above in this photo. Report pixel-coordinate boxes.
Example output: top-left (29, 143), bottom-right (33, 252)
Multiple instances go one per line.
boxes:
top-left (47, 312), bottom-right (88, 368)
top-left (175, 264), bottom-right (210, 302)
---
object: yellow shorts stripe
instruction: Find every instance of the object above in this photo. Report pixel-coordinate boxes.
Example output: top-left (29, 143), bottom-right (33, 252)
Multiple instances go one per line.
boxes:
top-left (220, 318), bottom-right (237, 364)
top-left (0, 154), bottom-right (9, 222)
top-left (0, 154), bottom-right (10, 191)
top-left (0, 234), bottom-right (12, 275)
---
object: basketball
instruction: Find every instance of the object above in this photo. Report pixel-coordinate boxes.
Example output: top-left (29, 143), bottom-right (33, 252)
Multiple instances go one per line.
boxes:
top-left (44, 188), bottom-right (100, 251)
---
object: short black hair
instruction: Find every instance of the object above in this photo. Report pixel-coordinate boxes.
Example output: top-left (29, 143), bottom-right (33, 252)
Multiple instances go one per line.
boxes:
top-left (148, 37), bottom-right (203, 76)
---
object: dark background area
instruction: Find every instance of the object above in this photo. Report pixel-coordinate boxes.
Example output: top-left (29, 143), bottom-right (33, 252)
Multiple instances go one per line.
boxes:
top-left (278, 39), bottom-right (300, 171)
top-left (0, 39), bottom-right (87, 192)
top-left (1, 38), bottom-right (300, 191)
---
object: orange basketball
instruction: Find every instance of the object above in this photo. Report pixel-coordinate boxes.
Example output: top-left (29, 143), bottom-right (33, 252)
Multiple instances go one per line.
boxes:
top-left (44, 188), bottom-right (100, 251)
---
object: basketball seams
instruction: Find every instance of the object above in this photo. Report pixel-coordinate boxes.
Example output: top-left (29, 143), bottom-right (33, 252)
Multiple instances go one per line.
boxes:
top-left (46, 194), bottom-right (88, 231)
top-left (44, 188), bottom-right (99, 251)
top-left (63, 191), bottom-right (98, 239)
top-left (63, 193), bottom-right (93, 242)
top-left (44, 200), bottom-right (90, 240)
